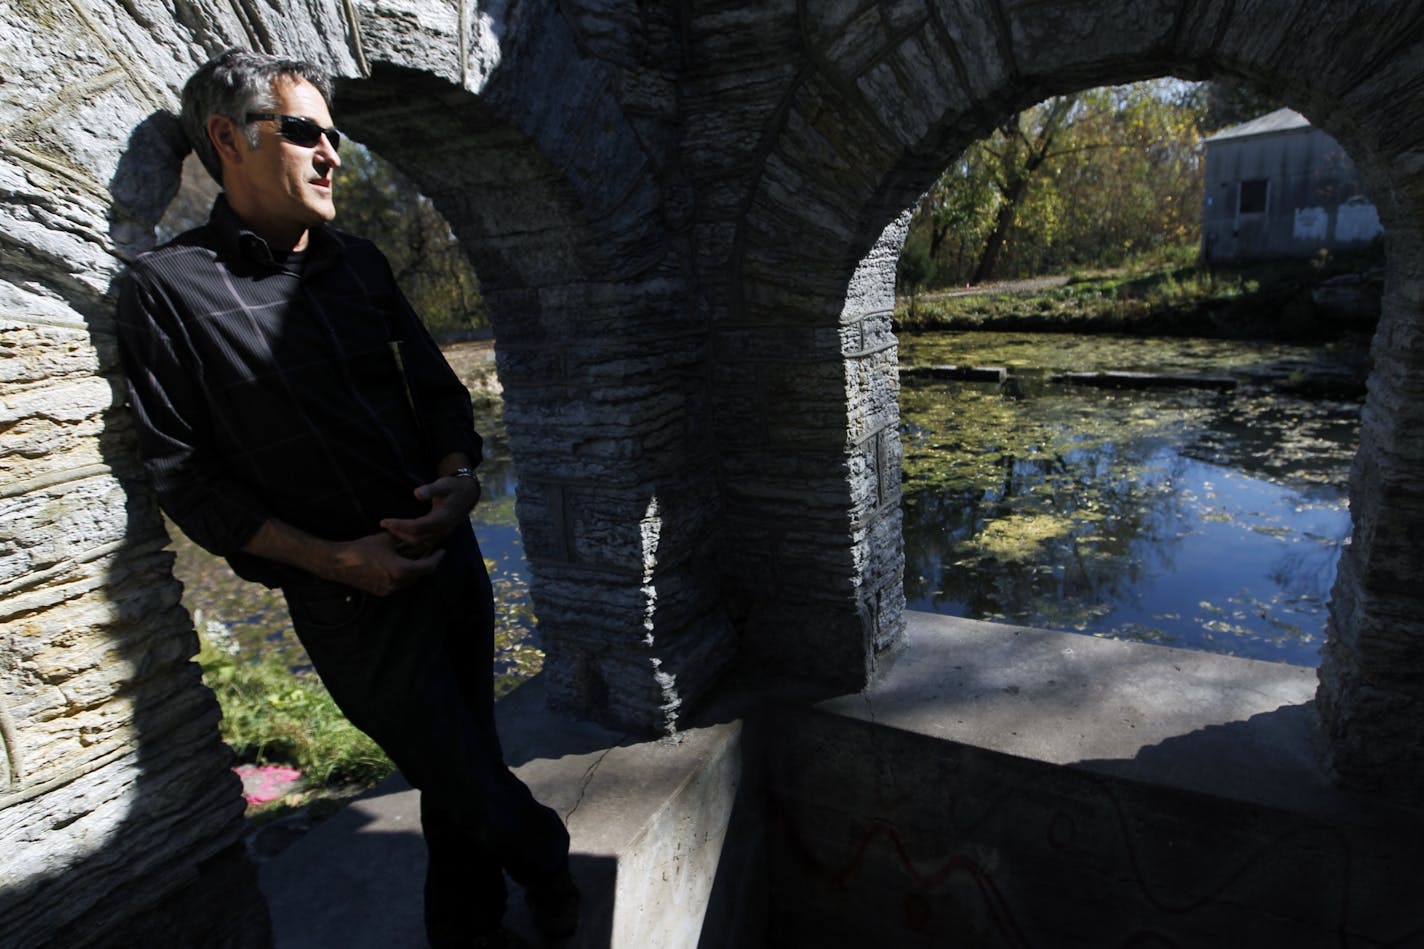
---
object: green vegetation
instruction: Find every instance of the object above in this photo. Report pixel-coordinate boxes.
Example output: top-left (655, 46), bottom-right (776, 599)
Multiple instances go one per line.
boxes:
top-left (895, 250), bottom-right (1382, 341)
top-left (898, 78), bottom-right (1294, 301)
top-left (196, 620), bottom-right (394, 788)
top-left (902, 80), bottom-right (1208, 292)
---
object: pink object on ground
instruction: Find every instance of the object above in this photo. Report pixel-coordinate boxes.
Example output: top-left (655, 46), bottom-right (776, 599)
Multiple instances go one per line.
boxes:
top-left (235, 764), bottom-right (303, 805)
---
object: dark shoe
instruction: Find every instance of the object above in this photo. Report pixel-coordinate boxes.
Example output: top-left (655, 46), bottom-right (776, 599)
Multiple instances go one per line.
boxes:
top-left (525, 869), bottom-right (580, 940)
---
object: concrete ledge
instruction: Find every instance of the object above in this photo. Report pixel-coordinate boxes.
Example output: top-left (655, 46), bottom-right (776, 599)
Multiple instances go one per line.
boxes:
top-left (764, 613), bottom-right (1424, 947)
top-left (261, 677), bottom-right (760, 948)
top-left (844, 613), bottom-right (1329, 812)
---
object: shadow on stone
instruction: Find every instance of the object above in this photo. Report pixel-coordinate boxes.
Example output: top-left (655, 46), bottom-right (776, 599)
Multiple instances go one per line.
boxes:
top-left (0, 110), bottom-right (269, 948)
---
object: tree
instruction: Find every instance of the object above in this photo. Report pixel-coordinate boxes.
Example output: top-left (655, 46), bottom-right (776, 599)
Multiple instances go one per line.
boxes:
top-left (896, 238), bottom-right (935, 319)
top-left (913, 153), bottom-right (999, 283)
top-left (1044, 83), bottom-right (1204, 266)
top-left (333, 145), bottom-right (486, 334)
top-left (1194, 79), bottom-right (1282, 133)
top-left (904, 79), bottom-right (1208, 285)
top-left (971, 94), bottom-right (1078, 284)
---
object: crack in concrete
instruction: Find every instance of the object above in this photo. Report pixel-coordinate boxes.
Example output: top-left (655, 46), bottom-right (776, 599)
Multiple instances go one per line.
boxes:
top-left (564, 745), bottom-right (617, 824)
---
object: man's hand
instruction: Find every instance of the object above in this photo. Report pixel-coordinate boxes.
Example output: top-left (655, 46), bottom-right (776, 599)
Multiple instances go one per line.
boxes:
top-left (323, 531), bottom-right (445, 597)
top-left (379, 473), bottom-right (481, 554)
top-left (242, 519), bottom-right (444, 597)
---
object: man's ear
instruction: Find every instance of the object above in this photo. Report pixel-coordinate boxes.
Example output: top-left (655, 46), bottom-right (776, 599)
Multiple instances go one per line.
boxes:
top-left (207, 114), bottom-right (247, 169)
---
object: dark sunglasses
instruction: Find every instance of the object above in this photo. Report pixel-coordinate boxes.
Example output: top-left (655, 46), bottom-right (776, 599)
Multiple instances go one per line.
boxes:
top-left (245, 112), bottom-right (342, 152)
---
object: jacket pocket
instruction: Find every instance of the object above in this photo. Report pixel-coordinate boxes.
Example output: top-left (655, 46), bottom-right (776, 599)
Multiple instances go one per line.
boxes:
top-left (285, 583), bottom-right (367, 631)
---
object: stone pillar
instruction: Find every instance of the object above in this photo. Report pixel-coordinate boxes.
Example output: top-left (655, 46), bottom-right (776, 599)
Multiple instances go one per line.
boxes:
top-left (489, 278), bottom-right (736, 734)
top-left (1317, 245), bottom-right (1424, 803)
top-left (337, 8), bottom-right (739, 734)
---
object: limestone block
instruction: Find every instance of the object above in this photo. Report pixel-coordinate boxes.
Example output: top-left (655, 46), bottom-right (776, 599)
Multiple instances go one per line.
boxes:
top-left (1003, 0), bottom-right (1178, 81)
top-left (841, 212), bottom-right (908, 321)
top-left (2, 556), bottom-right (186, 786)
top-left (532, 560), bottom-right (721, 650)
top-left (680, 65), bottom-right (799, 174)
top-left (356, 0), bottom-right (464, 84)
top-left (542, 604), bottom-right (735, 732)
top-left (493, 343), bottom-right (566, 387)
top-left (822, 5), bottom-right (900, 78)
top-left (858, 31), bottom-right (974, 150)
top-left (845, 349), bottom-right (901, 447)
top-left (516, 473), bottom-right (717, 572)
top-left (762, 359), bottom-right (853, 446)
top-left (740, 594), bottom-right (875, 686)
top-left (844, 310), bottom-right (898, 355)
top-left (0, 724), bottom-right (244, 948)
top-left (713, 324), bottom-right (845, 362)
top-left (1214, 1), bottom-right (1417, 111)
top-left (0, 472), bottom-right (158, 588)
top-left (683, 2), bottom-right (797, 70)
top-left (718, 450), bottom-right (859, 517)
top-left (928, 0), bottom-right (1016, 101)
top-left (864, 505), bottom-right (905, 588)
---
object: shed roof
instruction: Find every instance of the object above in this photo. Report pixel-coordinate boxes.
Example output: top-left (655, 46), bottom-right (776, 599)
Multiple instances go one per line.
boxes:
top-left (1204, 107), bottom-right (1311, 144)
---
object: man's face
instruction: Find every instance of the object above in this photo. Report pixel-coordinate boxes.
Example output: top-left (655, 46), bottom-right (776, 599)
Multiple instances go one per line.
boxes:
top-left (230, 77), bottom-right (341, 239)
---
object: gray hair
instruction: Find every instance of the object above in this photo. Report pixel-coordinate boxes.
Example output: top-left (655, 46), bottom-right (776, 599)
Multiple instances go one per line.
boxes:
top-left (180, 48), bottom-right (334, 185)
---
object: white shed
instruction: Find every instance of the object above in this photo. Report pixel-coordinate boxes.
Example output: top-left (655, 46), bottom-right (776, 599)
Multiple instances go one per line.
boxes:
top-left (1201, 108), bottom-right (1382, 262)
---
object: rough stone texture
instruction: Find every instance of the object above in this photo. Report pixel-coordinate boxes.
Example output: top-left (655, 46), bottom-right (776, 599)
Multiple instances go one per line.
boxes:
top-left (4, 0), bottom-right (1424, 942)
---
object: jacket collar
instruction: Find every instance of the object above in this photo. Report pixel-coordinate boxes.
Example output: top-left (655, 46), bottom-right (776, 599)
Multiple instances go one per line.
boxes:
top-left (208, 193), bottom-right (341, 274)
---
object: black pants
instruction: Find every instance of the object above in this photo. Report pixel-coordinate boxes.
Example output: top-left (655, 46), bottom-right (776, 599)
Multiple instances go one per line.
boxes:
top-left (284, 523), bottom-right (569, 944)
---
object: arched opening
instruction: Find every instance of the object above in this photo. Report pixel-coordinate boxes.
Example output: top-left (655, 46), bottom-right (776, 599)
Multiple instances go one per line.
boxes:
top-left (893, 78), bottom-right (1375, 670)
top-left (333, 65), bottom-right (738, 736)
top-left (721, 6), bottom-right (1424, 797)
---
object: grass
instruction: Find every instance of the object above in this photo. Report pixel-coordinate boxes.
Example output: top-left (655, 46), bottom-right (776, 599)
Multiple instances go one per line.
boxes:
top-left (897, 246), bottom-right (1383, 339)
top-left (196, 620), bottom-right (394, 789)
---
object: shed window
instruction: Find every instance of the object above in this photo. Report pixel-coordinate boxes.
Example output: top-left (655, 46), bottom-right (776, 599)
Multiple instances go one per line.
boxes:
top-left (1239, 178), bottom-right (1269, 215)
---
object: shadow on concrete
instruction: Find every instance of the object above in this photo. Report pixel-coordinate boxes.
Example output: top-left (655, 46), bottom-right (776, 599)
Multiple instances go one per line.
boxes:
top-left (1075, 700), bottom-right (1341, 815)
top-left (260, 708), bottom-right (620, 947)
top-left (747, 613), bottom-right (1424, 948)
top-left (694, 707), bottom-right (770, 948)
top-left (494, 672), bottom-right (640, 768)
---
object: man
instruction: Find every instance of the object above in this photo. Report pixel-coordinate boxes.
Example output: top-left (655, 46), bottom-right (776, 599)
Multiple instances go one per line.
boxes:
top-left (114, 49), bottom-right (576, 948)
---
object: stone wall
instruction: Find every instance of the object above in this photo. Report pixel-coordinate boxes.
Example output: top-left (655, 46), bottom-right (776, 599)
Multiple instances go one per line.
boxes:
top-left (4, 0), bottom-right (1424, 943)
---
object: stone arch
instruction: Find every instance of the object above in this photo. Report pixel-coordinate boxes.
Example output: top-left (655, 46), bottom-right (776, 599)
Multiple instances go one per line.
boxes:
top-left (1, 1), bottom-right (722, 942)
top-left (718, 0), bottom-right (1424, 798)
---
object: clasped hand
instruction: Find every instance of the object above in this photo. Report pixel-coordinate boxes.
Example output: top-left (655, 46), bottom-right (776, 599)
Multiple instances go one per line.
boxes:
top-left (327, 474), bottom-right (481, 596)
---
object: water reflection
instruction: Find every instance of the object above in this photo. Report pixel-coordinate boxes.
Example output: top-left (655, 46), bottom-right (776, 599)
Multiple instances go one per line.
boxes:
top-left (899, 331), bottom-right (1362, 666)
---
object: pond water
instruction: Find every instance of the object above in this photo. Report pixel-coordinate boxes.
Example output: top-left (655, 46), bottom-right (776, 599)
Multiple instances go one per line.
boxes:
top-left (898, 331), bottom-right (1366, 666)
